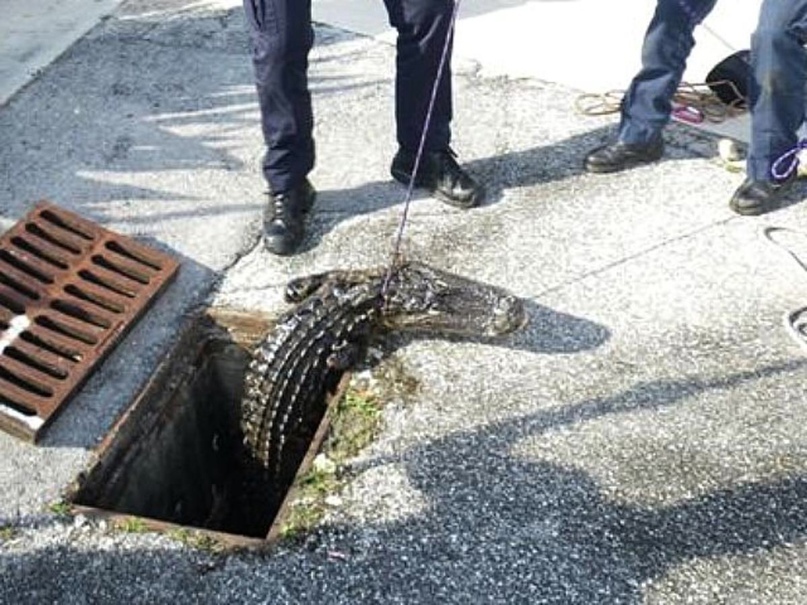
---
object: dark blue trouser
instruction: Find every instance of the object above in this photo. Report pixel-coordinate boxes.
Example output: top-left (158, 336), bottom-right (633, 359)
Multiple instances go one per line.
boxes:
top-left (243, 0), bottom-right (454, 193)
top-left (620, 0), bottom-right (807, 183)
top-left (618, 0), bottom-right (718, 145)
top-left (748, 0), bottom-right (807, 181)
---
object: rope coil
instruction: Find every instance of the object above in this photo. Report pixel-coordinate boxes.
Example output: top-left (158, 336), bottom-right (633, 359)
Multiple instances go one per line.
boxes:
top-left (576, 80), bottom-right (746, 124)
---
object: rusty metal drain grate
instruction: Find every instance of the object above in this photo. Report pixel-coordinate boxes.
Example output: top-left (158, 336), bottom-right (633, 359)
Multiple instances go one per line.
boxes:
top-left (0, 201), bottom-right (179, 442)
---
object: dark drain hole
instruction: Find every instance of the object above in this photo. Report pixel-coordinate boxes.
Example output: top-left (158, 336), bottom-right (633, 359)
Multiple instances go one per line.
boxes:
top-left (0, 292), bottom-right (25, 315)
top-left (78, 269), bottom-right (137, 298)
top-left (40, 209), bottom-right (95, 241)
top-left (51, 299), bottom-right (112, 329)
top-left (25, 223), bottom-right (82, 255)
top-left (105, 240), bottom-right (164, 271)
top-left (91, 254), bottom-right (151, 285)
top-left (0, 395), bottom-right (36, 417)
top-left (0, 273), bottom-right (40, 301)
top-left (5, 346), bottom-right (69, 380)
top-left (0, 366), bottom-right (53, 398)
top-left (35, 315), bottom-right (98, 345)
top-left (10, 235), bottom-right (70, 269)
top-left (70, 314), bottom-right (327, 542)
top-left (20, 331), bottom-right (83, 362)
top-left (0, 250), bottom-right (54, 284)
top-left (64, 283), bottom-right (125, 314)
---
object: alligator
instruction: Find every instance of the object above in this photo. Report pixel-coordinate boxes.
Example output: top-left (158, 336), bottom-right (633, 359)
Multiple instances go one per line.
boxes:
top-left (236, 261), bottom-right (526, 530)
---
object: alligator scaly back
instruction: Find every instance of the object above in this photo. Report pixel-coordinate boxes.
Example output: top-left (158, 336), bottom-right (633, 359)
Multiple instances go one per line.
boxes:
top-left (240, 269), bottom-right (384, 476)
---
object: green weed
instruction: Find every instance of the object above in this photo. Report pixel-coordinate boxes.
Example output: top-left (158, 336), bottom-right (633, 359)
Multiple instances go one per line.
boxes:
top-left (169, 528), bottom-right (224, 553)
top-left (117, 517), bottom-right (148, 533)
top-left (47, 501), bottom-right (71, 517)
top-left (0, 525), bottom-right (16, 542)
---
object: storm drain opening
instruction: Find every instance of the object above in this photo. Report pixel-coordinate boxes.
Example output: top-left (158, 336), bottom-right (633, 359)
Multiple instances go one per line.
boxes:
top-left (67, 308), bottom-right (340, 549)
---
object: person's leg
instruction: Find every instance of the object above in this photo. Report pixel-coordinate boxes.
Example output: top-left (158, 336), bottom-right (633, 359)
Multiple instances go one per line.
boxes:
top-left (730, 0), bottom-right (807, 215)
top-left (748, 0), bottom-right (807, 181)
top-left (619, 0), bottom-right (717, 143)
top-left (585, 0), bottom-right (717, 173)
top-left (245, 0), bottom-right (314, 192)
top-left (383, 0), bottom-right (484, 208)
top-left (243, 0), bottom-right (316, 254)
top-left (383, 0), bottom-right (452, 151)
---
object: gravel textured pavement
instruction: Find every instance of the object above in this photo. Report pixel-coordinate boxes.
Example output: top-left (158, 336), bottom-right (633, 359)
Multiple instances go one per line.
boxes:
top-left (2, 1), bottom-right (807, 603)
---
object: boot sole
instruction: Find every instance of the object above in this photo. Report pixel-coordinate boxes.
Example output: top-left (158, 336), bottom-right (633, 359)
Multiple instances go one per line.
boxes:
top-left (584, 155), bottom-right (662, 174)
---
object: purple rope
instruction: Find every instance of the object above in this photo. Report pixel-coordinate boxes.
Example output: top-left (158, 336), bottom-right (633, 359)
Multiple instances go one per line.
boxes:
top-left (772, 140), bottom-right (807, 180)
top-left (382, 0), bottom-right (462, 299)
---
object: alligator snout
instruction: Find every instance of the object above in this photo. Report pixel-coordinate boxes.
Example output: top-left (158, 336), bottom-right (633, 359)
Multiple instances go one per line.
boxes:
top-left (488, 293), bottom-right (527, 336)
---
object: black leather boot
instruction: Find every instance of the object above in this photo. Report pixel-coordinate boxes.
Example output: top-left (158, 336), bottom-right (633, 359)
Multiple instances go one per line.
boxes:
top-left (584, 139), bottom-right (664, 174)
top-left (391, 147), bottom-right (484, 209)
top-left (729, 172), bottom-right (796, 216)
top-left (263, 179), bottom-right (316, 256)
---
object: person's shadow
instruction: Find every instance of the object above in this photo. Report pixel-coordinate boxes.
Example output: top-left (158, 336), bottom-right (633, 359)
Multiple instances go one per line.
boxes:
top-left (297, 124), bottom-right (629, 255)
top-left (291, 357), bottom-right (807, 603)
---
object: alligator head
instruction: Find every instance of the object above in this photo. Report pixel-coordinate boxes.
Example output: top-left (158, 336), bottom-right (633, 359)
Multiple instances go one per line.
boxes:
top-left (381, 261), bottom-right (526, 337)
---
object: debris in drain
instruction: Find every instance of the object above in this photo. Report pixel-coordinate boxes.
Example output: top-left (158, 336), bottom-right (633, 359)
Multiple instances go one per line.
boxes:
top-left (237, 261), bottom-right (526, 536)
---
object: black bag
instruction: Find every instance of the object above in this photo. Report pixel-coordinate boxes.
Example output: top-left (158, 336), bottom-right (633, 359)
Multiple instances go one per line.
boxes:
top-left (706, 49), bottom-right (750, 107)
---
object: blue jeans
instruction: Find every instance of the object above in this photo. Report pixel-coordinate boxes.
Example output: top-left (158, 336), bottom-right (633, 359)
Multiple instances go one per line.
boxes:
top-left (618, 0), bottom-right (718, 145)
top-left (747, 0), bottom-right (807, 182)
top-left (243, 0), bottom-right (454, 192)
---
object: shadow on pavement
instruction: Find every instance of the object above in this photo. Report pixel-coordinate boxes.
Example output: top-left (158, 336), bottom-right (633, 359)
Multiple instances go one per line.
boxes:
top-left (2, 360), bottom-right (806, 603)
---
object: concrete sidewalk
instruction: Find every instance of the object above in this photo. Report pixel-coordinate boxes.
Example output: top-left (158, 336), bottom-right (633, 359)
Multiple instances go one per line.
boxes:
top-left (1, 0), bottom-right (762, 108)
top-left (0, 0), bottom-right (123, 106)
top-left (313, 0), bottom-right (761, 92)
top-left (3, 0), bottom-right (807, 603)
top-left (0, 0), bottom-right (762, 143)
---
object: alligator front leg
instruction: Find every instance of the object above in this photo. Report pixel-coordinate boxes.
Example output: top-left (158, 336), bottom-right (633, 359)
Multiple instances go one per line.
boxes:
top-left (285, 268), bottom-right (386, 303)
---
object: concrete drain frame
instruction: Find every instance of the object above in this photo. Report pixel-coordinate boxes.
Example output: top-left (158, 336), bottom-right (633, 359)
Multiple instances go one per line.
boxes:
top-left (66, 307), bottom-right (345, 550)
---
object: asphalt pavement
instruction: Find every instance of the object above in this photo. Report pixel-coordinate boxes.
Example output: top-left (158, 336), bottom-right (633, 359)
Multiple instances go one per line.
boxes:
top-left (4, 0), bottom-right (807, 603)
